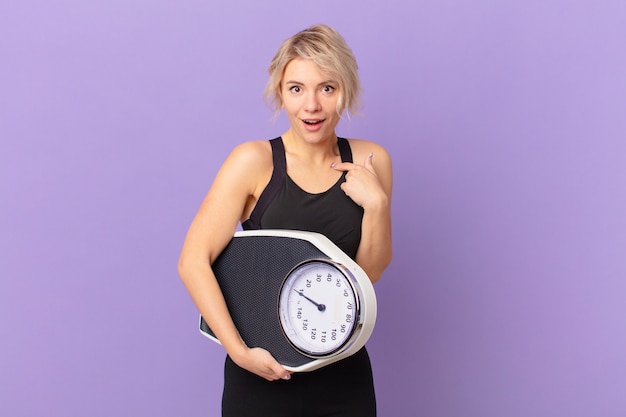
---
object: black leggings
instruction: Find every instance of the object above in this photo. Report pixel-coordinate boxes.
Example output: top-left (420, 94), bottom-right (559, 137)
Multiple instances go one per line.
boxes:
top-left (222, 348), bottom-right (376, 417)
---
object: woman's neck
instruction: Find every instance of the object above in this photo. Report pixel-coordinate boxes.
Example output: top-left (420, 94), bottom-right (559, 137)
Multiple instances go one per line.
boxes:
top-left (281, 129), bottom-right (339, 165)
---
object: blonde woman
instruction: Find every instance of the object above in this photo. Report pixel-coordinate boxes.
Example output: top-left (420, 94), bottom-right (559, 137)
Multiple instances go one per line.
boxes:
top-left (179, 24), bottom-right (392, 416)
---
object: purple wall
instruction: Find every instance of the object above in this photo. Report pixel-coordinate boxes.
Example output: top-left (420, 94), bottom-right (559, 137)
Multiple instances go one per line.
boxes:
top-left (2, 1), bottom-right (625, 416)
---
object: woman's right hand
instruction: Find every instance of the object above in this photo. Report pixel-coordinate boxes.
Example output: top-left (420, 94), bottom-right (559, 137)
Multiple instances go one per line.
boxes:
top-left (232, 346), bottom-right (292, 381)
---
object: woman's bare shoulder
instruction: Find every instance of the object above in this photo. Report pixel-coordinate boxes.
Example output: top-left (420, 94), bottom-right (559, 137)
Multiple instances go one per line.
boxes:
top-left (346, 138), bottom-right (391, 163)
top-left (228, 140), bottom-right (272, 164)
top-left (218, 140), bottom-right (271, 177)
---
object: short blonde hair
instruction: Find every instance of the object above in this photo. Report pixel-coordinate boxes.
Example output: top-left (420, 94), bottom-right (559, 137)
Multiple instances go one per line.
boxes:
top-left (265, 25), bottom-right (361, 116)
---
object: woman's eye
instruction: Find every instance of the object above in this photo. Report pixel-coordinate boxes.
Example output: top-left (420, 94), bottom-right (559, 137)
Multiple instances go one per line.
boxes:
top-left (323, 85), bottom-right (335, 93)
top-left (289, 86), bottom-right (301, 93)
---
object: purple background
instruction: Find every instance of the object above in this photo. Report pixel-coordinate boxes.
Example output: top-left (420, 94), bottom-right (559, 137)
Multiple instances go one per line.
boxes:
top-left (2, 0), bottom-right (625, 416)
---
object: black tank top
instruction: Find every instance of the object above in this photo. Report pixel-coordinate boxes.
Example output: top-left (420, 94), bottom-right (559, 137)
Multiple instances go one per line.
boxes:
top-left (242, 137), bottom-right (364, 259)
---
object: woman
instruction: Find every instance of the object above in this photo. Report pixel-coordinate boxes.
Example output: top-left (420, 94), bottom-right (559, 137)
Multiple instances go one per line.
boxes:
top-left (178, 24), bottom-right (392, 417)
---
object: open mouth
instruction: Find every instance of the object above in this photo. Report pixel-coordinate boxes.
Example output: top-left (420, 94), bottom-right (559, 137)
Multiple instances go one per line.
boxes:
top-left (302, 119), bottom-right (325, 125)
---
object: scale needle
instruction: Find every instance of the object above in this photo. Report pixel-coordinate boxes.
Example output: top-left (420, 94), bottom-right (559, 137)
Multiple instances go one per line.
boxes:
top-left (295, 290), bottom-right (326, 312)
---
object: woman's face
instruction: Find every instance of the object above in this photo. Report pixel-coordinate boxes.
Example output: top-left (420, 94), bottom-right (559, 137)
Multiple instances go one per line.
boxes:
top-left (281, 58), bottom-right (341, 144)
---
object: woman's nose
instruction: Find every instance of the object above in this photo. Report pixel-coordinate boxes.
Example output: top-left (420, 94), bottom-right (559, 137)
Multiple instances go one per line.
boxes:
top-left (304, 93), bottom-right (321, 112)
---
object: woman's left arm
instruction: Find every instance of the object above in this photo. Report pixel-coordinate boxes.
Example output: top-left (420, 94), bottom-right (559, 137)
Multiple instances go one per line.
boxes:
top-left (332, 141), bottom-right (393, 282)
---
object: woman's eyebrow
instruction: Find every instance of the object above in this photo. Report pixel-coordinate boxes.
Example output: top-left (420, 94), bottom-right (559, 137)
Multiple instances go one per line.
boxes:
top-left (284, 80), bottom-right (336, 86)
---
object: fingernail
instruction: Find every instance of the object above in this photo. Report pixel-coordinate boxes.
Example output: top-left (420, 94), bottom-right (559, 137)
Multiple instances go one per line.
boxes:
top-left (283, 374), bottom-right (291, 380)
top-left (369, 152), bottom-right (373, 160)
top-left (330, 162), bottom-right (337, 168)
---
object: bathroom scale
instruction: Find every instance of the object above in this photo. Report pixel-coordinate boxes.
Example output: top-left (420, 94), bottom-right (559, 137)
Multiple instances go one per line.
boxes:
top-left (199, 229), bottom-right (377, 372)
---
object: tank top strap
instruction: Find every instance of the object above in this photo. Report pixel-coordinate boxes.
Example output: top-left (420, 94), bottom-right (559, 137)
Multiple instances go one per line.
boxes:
top-left (270, 136), bottom-right (287, 172)
top-left (242, 137), bottom-right (285, 230)
top-left (337, 137), bottom-right (353, 163)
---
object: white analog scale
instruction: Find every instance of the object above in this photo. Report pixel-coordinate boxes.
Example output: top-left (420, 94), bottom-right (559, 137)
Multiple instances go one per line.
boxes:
top-left (199, 229), bottom-right (377, 372)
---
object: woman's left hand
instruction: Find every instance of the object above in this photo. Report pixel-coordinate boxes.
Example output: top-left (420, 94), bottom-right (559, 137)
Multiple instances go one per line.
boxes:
top-left (331, 153), bottom-right (388, 211)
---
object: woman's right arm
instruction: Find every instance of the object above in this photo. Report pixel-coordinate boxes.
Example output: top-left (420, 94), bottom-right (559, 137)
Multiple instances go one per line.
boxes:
top-left (177, 141), bottom-right (291, 381)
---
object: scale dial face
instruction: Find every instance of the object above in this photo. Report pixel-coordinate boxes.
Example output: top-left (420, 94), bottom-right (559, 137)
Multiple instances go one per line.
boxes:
top-left (278, 259), bottom-right (360, 357)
